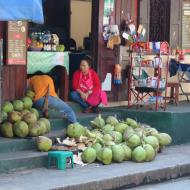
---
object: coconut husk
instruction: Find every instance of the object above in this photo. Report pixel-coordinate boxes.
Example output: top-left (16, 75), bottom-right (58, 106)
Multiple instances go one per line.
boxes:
top-left (51, 145), bottom-right (78, 152)
top-left (77, 143), bottom-right (86, 151)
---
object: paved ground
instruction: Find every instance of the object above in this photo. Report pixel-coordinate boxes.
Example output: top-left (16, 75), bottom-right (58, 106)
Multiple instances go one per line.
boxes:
top-left (129, 177), bottom-right (190, 190)
top-left (0, 144), bottom-right (190, 190)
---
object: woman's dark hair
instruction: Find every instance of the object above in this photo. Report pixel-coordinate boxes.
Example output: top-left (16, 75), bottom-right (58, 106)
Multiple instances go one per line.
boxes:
top-left (81, 55), bottom-right (92, 67)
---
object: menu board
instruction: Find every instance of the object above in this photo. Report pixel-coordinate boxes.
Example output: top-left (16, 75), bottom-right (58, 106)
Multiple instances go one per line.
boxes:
top-left (6, 21), bottom-right (27, 65)
top-left (182, 1), bottom-right (190, 49)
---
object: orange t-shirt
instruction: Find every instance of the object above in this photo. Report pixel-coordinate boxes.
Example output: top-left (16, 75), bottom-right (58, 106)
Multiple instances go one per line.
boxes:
top-left (29, 75), bottom-right (57, 101)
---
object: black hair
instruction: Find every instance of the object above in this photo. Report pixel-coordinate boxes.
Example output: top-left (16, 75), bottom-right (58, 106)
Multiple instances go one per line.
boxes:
top-left (27, 71), bottom-right (46, 79)
top-left (81, 55), bottom-right (92, 67)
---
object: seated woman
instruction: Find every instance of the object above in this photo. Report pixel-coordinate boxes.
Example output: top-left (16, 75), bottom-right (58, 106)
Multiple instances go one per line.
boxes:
top-left (70, 56), bottom-right (107, 113)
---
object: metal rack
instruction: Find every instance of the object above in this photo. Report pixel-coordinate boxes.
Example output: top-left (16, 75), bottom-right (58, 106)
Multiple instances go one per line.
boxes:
top-left (127, 42), bottom-right (170, 111)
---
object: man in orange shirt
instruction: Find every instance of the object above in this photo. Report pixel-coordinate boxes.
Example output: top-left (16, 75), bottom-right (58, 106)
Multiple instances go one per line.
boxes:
top-left (28, 75), bottom-right (77, 123)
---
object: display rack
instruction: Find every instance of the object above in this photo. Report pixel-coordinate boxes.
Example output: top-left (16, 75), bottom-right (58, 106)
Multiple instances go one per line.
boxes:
top-left (175, 50), bottom-right (190, 101)
top-left (127, 42), bottom-right (170, 111)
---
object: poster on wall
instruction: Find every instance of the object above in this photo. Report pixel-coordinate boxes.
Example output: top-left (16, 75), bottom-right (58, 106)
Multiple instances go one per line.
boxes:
top-left (6, 21), bottom-right (28, 65)
top-left (182, 0), bottom-right (190, 49)
top-left (103, 0), bottom-right (115, 26)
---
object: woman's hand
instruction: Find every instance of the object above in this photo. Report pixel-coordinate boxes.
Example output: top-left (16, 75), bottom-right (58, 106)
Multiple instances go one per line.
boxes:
top-left (81, 92), bottom-right (88, 100)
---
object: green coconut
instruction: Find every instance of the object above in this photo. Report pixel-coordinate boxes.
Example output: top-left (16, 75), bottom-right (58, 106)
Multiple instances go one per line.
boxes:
top-left (126, 118), bottom-right (139, 128)
top-left (91, 114), bottom-right (105, 129)
top-left (28, 123), bottom-right (41, 137)
top-left (106, 116), bottom-right (119, 126)
top-left (26, 90), bottom-right (35, 99)
top-left (132, 146), bottom-right (146, 162)
top-left (2, 101), bottom-right (14, 113)
top-left (145, 127), bottom-right (159, 137)
top-left (127, 134), bottom-right (141, 149)
top-left (135, 128), bottom-right (145, 138)
top-left (91, 143), bottom-right (102, 154)
top-left (8, 111), bottom-right (22, 123)
top-left (143, 144), bottom-right (156, 162)
top-left (158, 133), bottom-right (172, 146)
top-left (112, 144), bottom-right (125, 162)
top-left (21, 109), bottom-right (30, 118)
top-left (114, 123), bottom-right (128, 134)
top-left (1, 111), bottom-right (8, 122)
top-left (22, 112), bottom-right (37, 125)
top-left (144, 136), bottom-right (159, 150)
top-left (103, 134), bottom-right (113, 142)
top-left (99, 147), bottom-right (113, 165)
top-left (30, 108), bottom-right (40, 119)
top-left (13, 121), bottom-right (29, 138)
top-left (38, 118), bottom-right (51, 133)
top-left (37, 136), bottom-right (52, 152)
top-left (102, 124), bottom-right (114, 134)
top-left (37, 120), bottom-right (47, 135)
top-left (12, 100), bottom-right (24, 111)
top-left (121, 144), bottom-right (132, 161)
top-left (81, 147), bottom-right (96, 164)
top-left (97, 149), bottom-right (102, 161)
top-left (22, 96), bottom-right (33, 109)
top-left (67, 123), bottom-right (85, 138)
top-left (0, 122), bottom-right (14, 138)
top-left (123, 126), bottom-right (135, 141)
top-left (110, 131), bottom-right (123, 144)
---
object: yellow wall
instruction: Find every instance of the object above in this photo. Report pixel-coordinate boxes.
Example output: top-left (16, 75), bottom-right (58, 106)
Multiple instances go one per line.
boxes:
top-left (71, 0), bottom-right (92, 49)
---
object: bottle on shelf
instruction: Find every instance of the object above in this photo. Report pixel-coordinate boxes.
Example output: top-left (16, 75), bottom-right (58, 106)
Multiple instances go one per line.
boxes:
top-left (50, 35), bottom-right (56, 51)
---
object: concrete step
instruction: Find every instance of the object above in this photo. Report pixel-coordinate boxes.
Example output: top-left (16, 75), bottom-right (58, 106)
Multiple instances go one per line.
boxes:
top-left (0, 129), bottom-right (66, 153)
top-left (0, 150), bottom-right (48, 173)
top-left (0, 113), bottom-right (108, 154)
top-left (0, 144), bottom-right (190, 189)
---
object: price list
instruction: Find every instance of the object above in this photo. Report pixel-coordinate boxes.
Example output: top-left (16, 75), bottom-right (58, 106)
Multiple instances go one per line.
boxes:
top-left (6, 21), bottom-right (27, 65)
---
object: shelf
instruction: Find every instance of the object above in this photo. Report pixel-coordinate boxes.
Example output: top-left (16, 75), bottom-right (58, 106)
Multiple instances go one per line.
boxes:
top-left (128, 42), bottom-right (169, 111)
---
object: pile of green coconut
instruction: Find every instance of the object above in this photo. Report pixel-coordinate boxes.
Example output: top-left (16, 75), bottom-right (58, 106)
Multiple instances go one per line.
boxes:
top-left (0, 90), bottom-right (51, 139)
top-left (66, 115), bottom-right (172, 164)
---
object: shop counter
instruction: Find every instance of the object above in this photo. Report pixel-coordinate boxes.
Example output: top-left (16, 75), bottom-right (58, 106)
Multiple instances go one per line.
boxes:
top-left (27, 51), bottom-right (69, 101)
top-left (27, 51), bottom-right (69, 74)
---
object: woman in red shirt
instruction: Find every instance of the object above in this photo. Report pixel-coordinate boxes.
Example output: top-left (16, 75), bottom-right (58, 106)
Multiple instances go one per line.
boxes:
top-left (70, 56), bottom-right (107, 113)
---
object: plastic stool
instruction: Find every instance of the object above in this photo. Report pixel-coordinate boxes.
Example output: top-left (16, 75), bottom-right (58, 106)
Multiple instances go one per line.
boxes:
top-left (48, 151), bottom-right (74, 170)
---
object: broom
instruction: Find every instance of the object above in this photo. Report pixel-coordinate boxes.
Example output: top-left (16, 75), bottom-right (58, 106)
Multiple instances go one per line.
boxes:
top-left (42, 84), bottom-right (50, 118)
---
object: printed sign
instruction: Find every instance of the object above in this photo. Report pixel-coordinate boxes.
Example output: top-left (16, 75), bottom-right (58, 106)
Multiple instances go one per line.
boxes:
top-left (182, 1), bottom-right (190, 48)
top-left (6, 21), bottom-right (28, 65)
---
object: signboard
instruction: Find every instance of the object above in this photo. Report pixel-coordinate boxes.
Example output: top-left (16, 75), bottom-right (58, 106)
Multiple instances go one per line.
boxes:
top-left (6, 21), bottom-right (27, 65)
top-left (182, 1), bottom-right (190, 49)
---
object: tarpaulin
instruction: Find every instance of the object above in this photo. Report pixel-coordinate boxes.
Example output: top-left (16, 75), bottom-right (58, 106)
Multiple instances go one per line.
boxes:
top-left (0, 0), bottom-right (44, 24)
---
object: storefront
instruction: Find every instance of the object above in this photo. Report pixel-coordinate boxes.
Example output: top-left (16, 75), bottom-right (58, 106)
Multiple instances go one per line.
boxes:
top-left (0, 0), bottom-right (138, 105)
top-left (0, 0), bottom-right (44, 110)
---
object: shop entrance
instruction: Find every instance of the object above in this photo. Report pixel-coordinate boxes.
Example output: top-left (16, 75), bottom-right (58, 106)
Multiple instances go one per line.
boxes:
top-left (28, 0), bottom-right (92, 100)
top-left (149, 0), bottom-right (171, 42)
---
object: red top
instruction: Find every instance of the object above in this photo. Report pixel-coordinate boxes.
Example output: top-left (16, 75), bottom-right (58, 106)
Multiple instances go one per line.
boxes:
top-left (72, 69), bottom-right (101, 92)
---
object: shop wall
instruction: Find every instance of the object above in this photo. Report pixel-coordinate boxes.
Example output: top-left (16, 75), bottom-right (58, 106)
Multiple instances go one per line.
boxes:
top-left (2, 65), bottom-right (26, 101)
top-left (71, 0), bottom-right (92, 49)
top-left (0, 22), bottom-right (26, 102)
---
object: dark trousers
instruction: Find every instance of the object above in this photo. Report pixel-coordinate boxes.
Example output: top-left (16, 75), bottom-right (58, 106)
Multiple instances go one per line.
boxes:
top-left (70, 91), bottom-right (89, 109)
